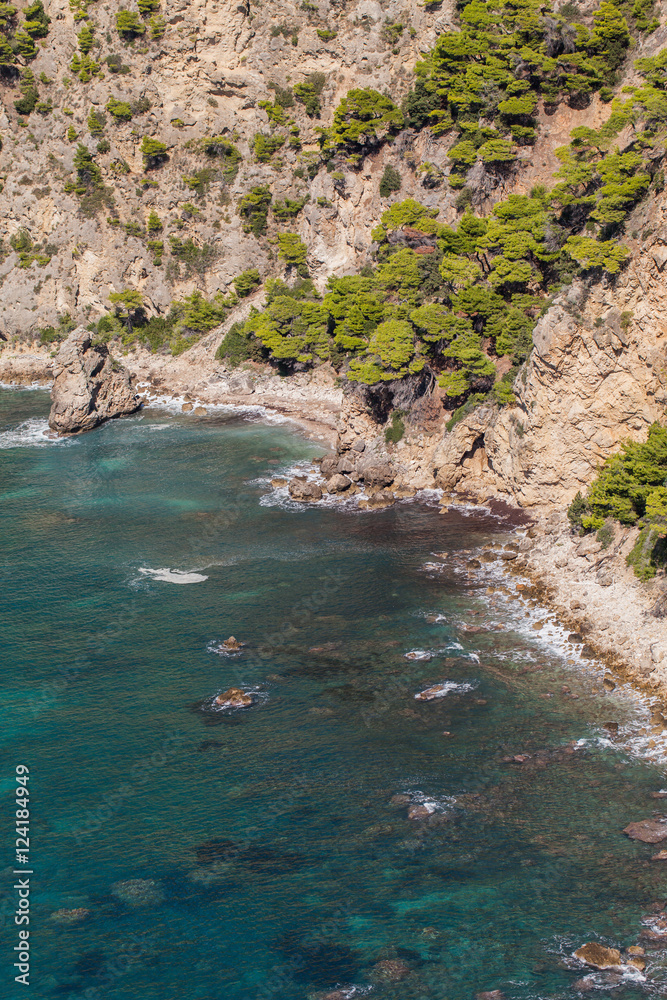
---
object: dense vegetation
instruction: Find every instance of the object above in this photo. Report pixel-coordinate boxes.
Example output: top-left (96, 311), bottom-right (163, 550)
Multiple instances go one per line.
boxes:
top-left (568, 424), bottom-right (667, 579)
top-left (11, 0), bottom-right (665, 426)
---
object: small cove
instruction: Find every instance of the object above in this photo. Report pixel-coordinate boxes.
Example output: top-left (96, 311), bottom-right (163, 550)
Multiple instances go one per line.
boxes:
top-left (1, 386), bottom-right (667, 999)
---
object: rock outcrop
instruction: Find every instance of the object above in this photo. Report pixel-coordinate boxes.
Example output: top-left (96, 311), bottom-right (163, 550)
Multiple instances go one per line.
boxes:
top-left (48, 330), bottom-right (140, 435)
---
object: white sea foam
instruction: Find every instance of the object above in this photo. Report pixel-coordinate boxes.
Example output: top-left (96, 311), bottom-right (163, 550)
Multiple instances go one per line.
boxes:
top-left (0, 418), bottom-right (70, 449)
top-left (258, 461), bottom-right (369, 511)
top-left (401, 789), bottom-right (457, 814)
top-left (414, 680), bottom-right (478, 700)
top-left (0, 380), bottom-right (52, 391)
top-left (136, 386), bottom-right (292, 426)
top-left (138, 567), bottom-right (208, 584)
top-left (404, 649), bottom-right (434, 661)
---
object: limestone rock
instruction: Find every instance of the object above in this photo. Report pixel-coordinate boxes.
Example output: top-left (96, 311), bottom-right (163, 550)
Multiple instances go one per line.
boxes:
top-left (215, 687), bottom-right (254, 708)
top-left (288, 478), bottom-right (322, 501)
top-left (574, 943), bottom-right (622, 969)
top-left (49, 330), bottom-right (140, 435)
top-left (407, 803), bottom-right (436, 820)
top-left (220, 636), bottom-right (243, 651)
top-left (623, 818), bottom-right (667, 843)
top-left (356, 456), bottom-right (394, 488)
top-left (326, 474), bottom-right (352, 494)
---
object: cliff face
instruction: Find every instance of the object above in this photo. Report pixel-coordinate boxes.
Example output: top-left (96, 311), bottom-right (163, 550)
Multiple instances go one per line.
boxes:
top-left (429, 242), bottom-right (667, 508)
top-left (0, 0), bottom-right (458, 334)
top-left (2, 0), bottom-right (667, 513)
top-left (327, 238), bottom-right (667, 511)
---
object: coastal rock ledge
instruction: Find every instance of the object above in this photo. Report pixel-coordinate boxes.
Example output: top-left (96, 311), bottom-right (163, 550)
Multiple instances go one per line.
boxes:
top-left (49, 330), bottom-right (140, 435)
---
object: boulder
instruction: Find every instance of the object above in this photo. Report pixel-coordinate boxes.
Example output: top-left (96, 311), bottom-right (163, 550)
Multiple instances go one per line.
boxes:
top-left (356, 456), bottom-right (394, 488)
top-left (623, 818), bottom-right (667, 843)
top-left (476, 993), bottom-right (505, 1000)
top-left (271, 478), bottom-right (288, 487)
top-left (326, 474), bottom-right (352, 494)
top-left (49, 329), bottom-right (140, 435)
top-left (367, 490), bottom-right (394, 508)
top-left (220, 636), bottom-right (243, 651)
top-left (215, 687), bottom-right (254, 708)
top-left (574, 943), bottom-right (622, 969)
top-left (336, 455), bottom-right (357, 475)
top-left (415, 684), bottom-right (449, 700)
top-left (320, 455), bottom-right (338, 478)
top-left (408, 803), bottom-right (436, 820)
top-left (288, 477), bottom-right (323, 502)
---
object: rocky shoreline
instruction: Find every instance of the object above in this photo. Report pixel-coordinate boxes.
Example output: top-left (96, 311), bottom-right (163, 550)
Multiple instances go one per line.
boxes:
top-left (465, 511), bottom-right (667, 718)
top-left (3, 339), bottom-right (667, 712)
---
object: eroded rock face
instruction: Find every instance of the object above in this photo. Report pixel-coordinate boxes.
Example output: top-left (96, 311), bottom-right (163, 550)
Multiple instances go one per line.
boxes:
top-left (49, 330), bottom-right (140, 435)
top-left (288, 477), bottom-right (323, 502)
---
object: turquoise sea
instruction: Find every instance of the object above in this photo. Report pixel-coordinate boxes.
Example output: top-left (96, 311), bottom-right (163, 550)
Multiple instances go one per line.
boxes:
top-left (2, 386), bottom-right (667, 1000)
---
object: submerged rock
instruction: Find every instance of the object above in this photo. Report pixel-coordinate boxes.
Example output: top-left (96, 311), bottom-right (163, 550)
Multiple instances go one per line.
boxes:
top-left (111, 879), bottom-right (164, 908)
top-left (623, 818), bottom-right (667, 843)
top-left (288, 477), bottom-right (323, 501)
top-left (476, 992), bottom-right (505, 1000)
top-left (369, 958), bottom-right (411, 981)
top-left (215, 687), bottom-right (254, 709)
top-left (49, 907), bottom-right (91, 925)
top-left (574, 942), bottom-right (622, 969)
top-left (408, 803), bottom-right (436, 821)
top-left (49, 329), bottom-right (140, 435)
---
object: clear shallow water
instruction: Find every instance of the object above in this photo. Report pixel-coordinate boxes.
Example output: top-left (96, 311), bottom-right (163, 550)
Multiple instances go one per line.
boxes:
top-left (2, 388), bottom-right (667, 1000)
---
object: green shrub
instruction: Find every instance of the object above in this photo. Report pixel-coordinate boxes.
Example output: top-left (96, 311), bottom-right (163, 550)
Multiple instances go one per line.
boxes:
top-left (238, 185), bottom-right (272, 237)
top-left (385, 410), bottom-right (405, 443)
top-left (253, 132), bottom-right (285, 162)
top-left (277, 232), bottom-right (308, 274)
top-left (294, 72), bottom-right (326, 116)
top-left (168, 237), bottom-right (217, 277)
top-left (141, 136), bottom-right (168, 167)
top-left (195, 136), bottom-right (242, 180)
top-left (106, 96), bottom-right (133, 120)
top-left (147, 210), bottom-right (162, 232)
top-left (322, 88), bottom-right (404, 152)
top-left (273, 196), bottom-right (309, 220)
top-left (216, 321), bottom-right (265, 366)
top-left (116, 10), bottom-right (145, 37)
top-left (596, 519), bottom-right (615, 549)
top-left (379, 164), bottom-right (401, 197)
top-left (87, 108), bottom-right (106, 135)
top-left (234, 268), bottom-right (261, 298)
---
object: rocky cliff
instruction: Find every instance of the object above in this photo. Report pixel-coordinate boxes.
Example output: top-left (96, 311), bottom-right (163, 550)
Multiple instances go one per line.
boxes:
top-left (49, 328), bottom-right (139, 433)
top-left (2, 0), bottom-right (667, 512)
